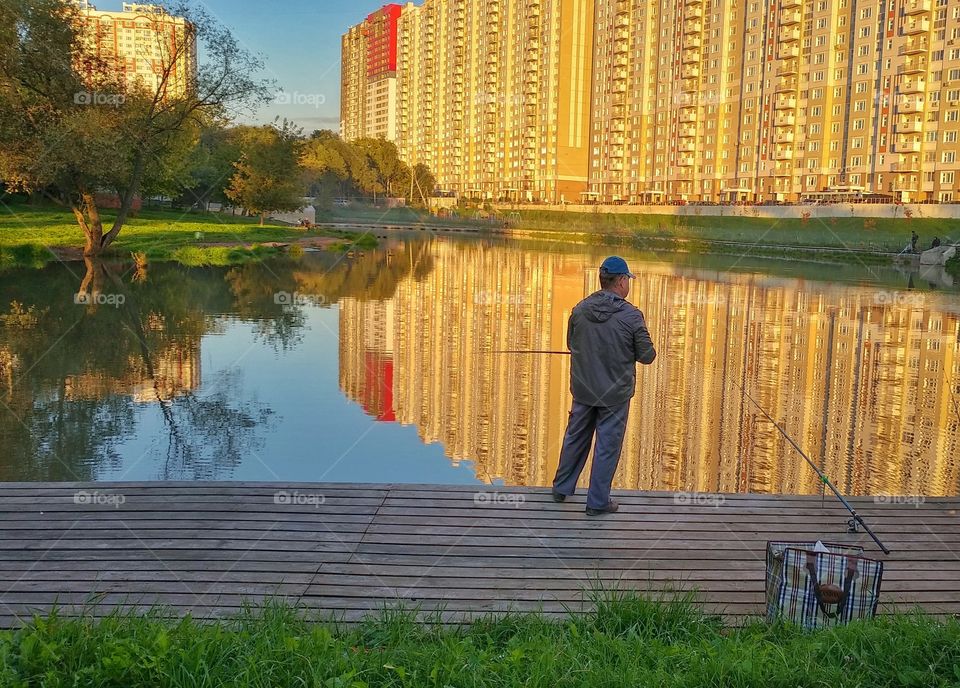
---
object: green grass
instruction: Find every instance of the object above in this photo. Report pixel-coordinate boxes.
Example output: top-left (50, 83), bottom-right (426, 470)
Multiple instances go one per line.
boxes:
top-left (0, 202), bottom-right (359, 267)
top-left (510, 209), bottom-right (959, 254)
top-left (1, 595), bottom-right (958, 687)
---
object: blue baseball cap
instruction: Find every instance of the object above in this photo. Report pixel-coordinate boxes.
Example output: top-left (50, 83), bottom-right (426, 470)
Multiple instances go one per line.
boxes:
top-left (600, 256), bottom-right (635, 278)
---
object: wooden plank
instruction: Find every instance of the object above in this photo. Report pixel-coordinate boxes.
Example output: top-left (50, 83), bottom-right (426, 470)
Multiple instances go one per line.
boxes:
top-left (0, 481), bottom-right (956, 631)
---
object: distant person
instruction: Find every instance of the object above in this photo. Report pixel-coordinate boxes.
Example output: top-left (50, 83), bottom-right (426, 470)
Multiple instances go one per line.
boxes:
top-left (911, 231), bottom-right (919, 253)
top-left (552, 256), bottom-right (657, 516)
top-left (931, 237), bottom-right (941, 249)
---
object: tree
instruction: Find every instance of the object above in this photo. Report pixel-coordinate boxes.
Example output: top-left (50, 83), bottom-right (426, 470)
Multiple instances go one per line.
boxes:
top-left (0, 0), bottom-right (271, 256)
top-left (404, 163), bottom-right (437, 207)
top-left (225, 120), bottom-right (304, 225)
top-left (176, 122), bottom-right (241, 209)
top-left (352, 138), bottom-right (408, 200)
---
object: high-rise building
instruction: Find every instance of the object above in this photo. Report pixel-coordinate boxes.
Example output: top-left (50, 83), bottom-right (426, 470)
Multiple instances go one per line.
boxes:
top-left (340, 4), bottom-right (404, 142)
top-left (73, 2), bottom-right (196, 99)
top-left (342, 0), bottom-right (595, 203)
top-left (588, 0), bottom-right (960, 204)
top-left (343, 0), bottom-right (960, 204)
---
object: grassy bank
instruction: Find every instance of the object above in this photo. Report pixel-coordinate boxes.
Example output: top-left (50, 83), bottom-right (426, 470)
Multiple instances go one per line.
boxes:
top-left (508, 209), bottom-right (958, 254)
top-left (1, 595), bottom-right (958, 687)
top-left (0, 203), bottom-right (377, 268)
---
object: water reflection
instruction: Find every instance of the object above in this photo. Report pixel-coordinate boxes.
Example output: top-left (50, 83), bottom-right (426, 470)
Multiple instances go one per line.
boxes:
top-left (339, 241), bottom-right (960, 497)
top-left (0, 239), bottom-right (957, 495)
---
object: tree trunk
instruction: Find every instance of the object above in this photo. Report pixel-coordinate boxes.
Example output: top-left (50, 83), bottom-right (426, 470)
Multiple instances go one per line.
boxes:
top-left (74, 193), bottom-right (105, 257)
top-left (259, 213), bottom-right (265, 226)
top-left (100, 151), bottom-right (147, 252)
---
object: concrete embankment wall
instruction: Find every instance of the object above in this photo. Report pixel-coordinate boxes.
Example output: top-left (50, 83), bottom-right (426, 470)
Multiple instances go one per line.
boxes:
top-left (494, 203), bottom-right (960, 220)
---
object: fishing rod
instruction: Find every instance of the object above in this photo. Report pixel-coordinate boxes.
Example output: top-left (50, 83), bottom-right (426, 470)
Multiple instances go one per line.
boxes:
top-left (732, 380), bottom-right (890, 555)
top-left (492, 351), bottom-right (890, 554)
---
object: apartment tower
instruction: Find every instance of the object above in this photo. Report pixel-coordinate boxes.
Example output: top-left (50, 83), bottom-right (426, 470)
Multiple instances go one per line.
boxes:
top-left (344, 0), bottom-right (959, 203)
top-left (344, 0), bottom-right (595, 202)
top-left (73, 1), bottom-right (196, 99)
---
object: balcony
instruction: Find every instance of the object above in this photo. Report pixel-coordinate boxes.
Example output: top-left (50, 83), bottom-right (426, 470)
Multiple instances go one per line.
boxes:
top-left (781, 0), bottom-right (800, 7)
top-left (775, 77), bottom-right (797, 93)
top-left (685, 35), bottom-right (702, 48)
top-left (611, 121), bottom-right (625, 132)
top-left (894, 138), bottom-right (922, 153)
top-left (678, 139), bottom-right (696, 152)
top-left (683, 20), bottom-right (702, 35)
top-left (682, 49), bottom-right (700, 64)
top-left (772, 164), bottom-right (792, 177)
top-left (898, 95), bottom-right (924, 113)
top-left (895, 119), bottom-right (923, 134)
top-left (684, 6), bottom-right (703, 20)
top-left (904, 0), bottom-right (931, 14)
top-left (898, 60), bottom-right (927, 75)
top-left (773, 148), bottom-right (794, 160)
top-left (678, 125), bottom-right (697, 138)
top-left (612, 68), bottom-right (628, 81)
top-left (679, 109), bottom-right (697, 122)
top-left (677, 155), bottom-right (695, 166)
top-left (780, 44), bottom-right (800, 59)
top-left (685, 0), bottom-right (702, 4)
top-left (774, 113), bottom-right (796, 127)
top-left (681, 78), bottom-right (698, 92)
top-left (775, 95), bottom-right (797, 109)
top-left (682, 65), bottom-right (700, 79)
top-left (899, 38), bottom-right (928, 55)
top-left (775, 130), bottom-right (795, 143)
top-left (903, 18), bottom-right (930, 35)
top-left (892, 159), bottom-right (919, 172)
top-left (777, 61), bottom-right (799, 76)
top-left (780, 9), bottom-right (801, 25)
top-left (780, 27), bottom-right (800, 43)
top-left (899, 77), bottom-right (926, 94)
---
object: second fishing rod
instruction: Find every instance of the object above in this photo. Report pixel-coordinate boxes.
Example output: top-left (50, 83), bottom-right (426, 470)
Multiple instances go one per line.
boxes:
top-left (493, 348), bottom-right (890, 554)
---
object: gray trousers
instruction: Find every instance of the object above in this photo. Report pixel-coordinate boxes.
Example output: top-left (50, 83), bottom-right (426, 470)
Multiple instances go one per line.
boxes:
top-left (552, 400), bottom-right (630, 509)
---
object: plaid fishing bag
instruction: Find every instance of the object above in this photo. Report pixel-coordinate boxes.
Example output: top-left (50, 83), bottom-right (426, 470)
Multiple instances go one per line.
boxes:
top-left (765, 541), bottom-right (884, 630)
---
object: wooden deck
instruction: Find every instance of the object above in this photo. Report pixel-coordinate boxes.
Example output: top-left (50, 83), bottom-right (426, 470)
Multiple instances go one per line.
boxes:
top-left (0, 482), bottom-right (958, 627)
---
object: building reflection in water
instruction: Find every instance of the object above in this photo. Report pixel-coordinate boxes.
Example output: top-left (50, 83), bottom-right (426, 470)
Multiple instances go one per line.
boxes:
top-left (339, 242), bottom-right (960, 497)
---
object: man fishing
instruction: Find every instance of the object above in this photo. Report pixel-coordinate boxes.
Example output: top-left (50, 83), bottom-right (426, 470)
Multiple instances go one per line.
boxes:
top-left (551, 256), bottom-right (657, 515)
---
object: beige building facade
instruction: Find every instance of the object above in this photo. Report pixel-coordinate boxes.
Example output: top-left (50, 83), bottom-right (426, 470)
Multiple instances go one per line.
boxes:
top-left (344, 0), bottom-right (595, 203)
top-left (344, 0), bottom-right (960, 204)
top-left (73, 1), bottom-right (196, 99)
top-left (589, 0), bottom-right (960, 204)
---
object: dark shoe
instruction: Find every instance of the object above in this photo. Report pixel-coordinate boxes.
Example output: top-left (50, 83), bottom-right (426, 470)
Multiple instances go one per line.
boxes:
top-left (585, 499), bottom-right (619, 516)
top-left (551, 491), bottom-right (566, 503)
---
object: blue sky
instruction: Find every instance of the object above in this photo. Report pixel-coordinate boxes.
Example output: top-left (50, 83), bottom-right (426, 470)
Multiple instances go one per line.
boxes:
top-left (94, 0), bottom-right (394, 132)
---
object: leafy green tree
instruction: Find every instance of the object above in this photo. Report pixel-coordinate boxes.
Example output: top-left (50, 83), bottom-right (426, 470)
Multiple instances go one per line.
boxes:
top-left (226, 120), bottom-right (305, 225)
top-left (0, 0), bottom-right (270, 256)
top-left (176, 123), bottom-right (241, 209)
top-left (351, 138), bottom-right (409, 200)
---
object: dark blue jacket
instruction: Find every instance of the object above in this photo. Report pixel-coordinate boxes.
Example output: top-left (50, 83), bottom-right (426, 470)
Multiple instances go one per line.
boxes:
top-left (566, 290), bottom-right (656, 407)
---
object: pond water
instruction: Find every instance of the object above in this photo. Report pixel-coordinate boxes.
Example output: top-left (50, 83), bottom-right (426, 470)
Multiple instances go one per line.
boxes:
top-left (0, 236), bottom-right (958, 496)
